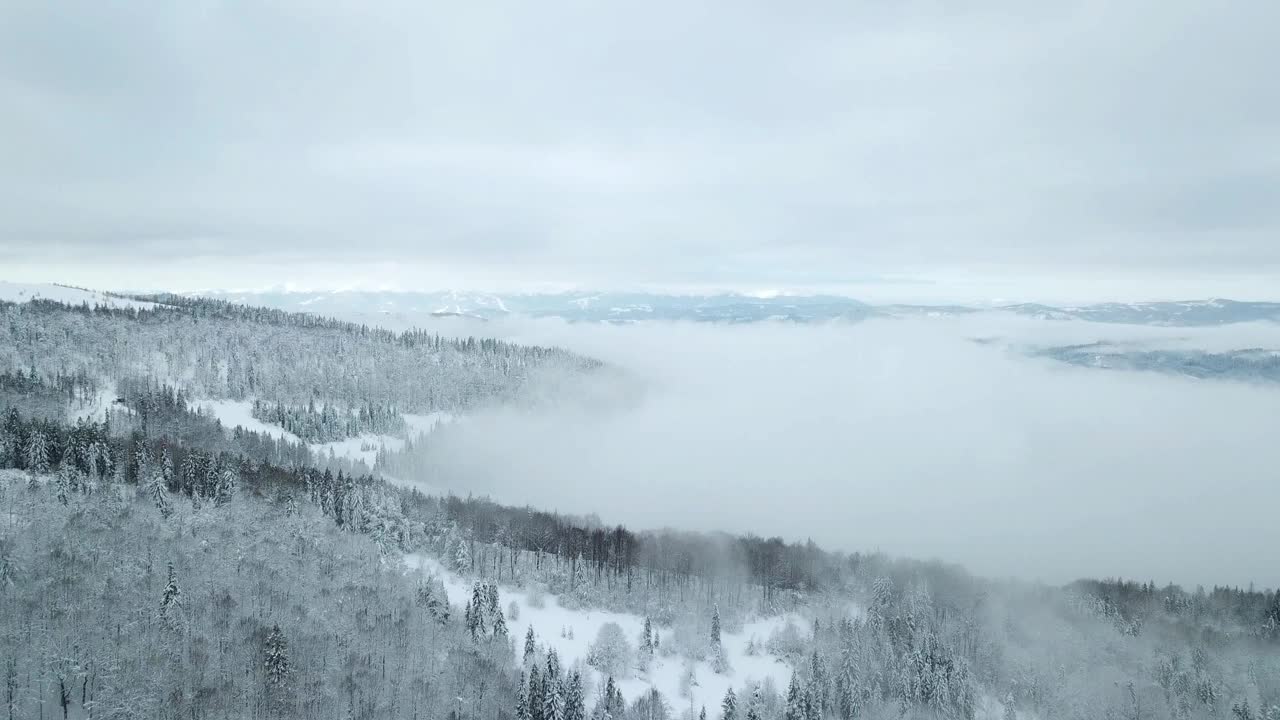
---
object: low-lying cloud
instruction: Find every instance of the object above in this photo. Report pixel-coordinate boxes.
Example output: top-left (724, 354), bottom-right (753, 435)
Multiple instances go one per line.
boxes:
top-left (416, 315), bottom-right (1280, 589)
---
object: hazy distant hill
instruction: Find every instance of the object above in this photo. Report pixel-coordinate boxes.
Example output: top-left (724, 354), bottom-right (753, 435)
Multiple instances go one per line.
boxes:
top-left (190, 288), bottom-right (1280, 326)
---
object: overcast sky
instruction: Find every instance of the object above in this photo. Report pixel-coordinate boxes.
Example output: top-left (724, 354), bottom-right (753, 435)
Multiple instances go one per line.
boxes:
top-left (2, 1), bottom-right (1278, 300)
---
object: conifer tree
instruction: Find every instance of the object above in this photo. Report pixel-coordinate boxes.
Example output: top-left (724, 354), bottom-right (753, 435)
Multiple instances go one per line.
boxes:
top-left (159, 563), bottom-right (182, 629)
top-left (546, 648), bottom-right (561, 685)
top-left (148, 467), bottom-right (171, 518)
top-left (264, 624), bottom-right (290, 687)
top-left (516, 672), bottom-right (529, 720)
top-left (25, 430), bottom-right (49, 473)
top-left (711, 605), bottom-right (722, 646)
top-left (599, 677), bottom-right (625, 720)
top-left (452, 530), bottom-right (472, 572)
top-left (529, 665), bottom-right (545, 720)
top-left (464, 600), bottom-right (478, 640)
top-left (544, 674), bottom-right (565, 720)
top-left (745, 686), bottom-right (762, 720)
top-left (809, 651), bottom-right (827, 712)
top-left (493, 607), bottom-right (509, 638)
top-left (565, 671), bottom-right (586, 720)
top-left (55, 446), bottom-right (75, 505)
top-left (785, 675), bottom-right (804, 720)
top-left (525, 626), bottom-right (538, 664)
top-left (835, 671), bottom-right (853, 720)
top-left (471, 582), bottom-right (488, 636)
top-left (722, 688), bottom-right (737, 720)
top-left (711, 605), bottom-right (729, 672)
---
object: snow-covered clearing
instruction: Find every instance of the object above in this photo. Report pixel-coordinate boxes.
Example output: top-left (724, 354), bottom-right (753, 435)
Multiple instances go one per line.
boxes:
top-left (404, 554), bottom-right (798, 714)
top-left (403, 412), bottom-right (452, 437)
top-left (0, 281), bottom-right (158, 310)
top-left (197, 402), bottom-right (451, 466)
top-left (197, 400), bottom-right (302, 443)
top-left (312, 434), bottom-right (403, 466)
top-left (63, 381), bottom-right (122, 424)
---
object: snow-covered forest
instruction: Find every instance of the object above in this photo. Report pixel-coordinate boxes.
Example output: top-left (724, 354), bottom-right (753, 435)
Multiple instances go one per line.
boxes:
top-left (1, 292), bottom-right (1279, 720)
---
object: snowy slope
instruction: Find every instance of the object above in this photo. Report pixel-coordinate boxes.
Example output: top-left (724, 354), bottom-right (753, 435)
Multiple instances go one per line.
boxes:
top-left (312, 434), bottom-right (403, 466)
top-left (0, 281), bottom-right (158, 309)
top-left (196, 400), bottom-right (302, 443)
top-left (405, 554), bottom-right (799, 714)
top-left (403, 412), bottom-right (452, 437)
top-left (198, 402), bottom-right (451, 466)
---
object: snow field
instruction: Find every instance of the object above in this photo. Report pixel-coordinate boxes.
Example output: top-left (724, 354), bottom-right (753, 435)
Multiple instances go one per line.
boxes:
top-left (197, 401), bottom-right (452, 466)
top-left (404, 554), bottom-right (798, 717)
top-left (0, 281), bottom-right (158, 310)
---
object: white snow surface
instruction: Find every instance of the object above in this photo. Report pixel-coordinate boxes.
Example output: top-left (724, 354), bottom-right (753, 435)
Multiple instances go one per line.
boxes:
top-left (197, 402), bottom-right (452, 466)
top-left (0, 281), bottom-right (158, 309)
top-left (404, 554), bottom-right (798, 714)
top-left (403, 412), bottom-right (452, 437)
top-left (197, 399), bottom-right (302, 443)
top-left (312, 434), bottom-right (403, 466)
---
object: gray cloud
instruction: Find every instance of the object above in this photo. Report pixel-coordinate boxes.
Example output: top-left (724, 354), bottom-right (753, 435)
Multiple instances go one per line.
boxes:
top-left (2, 0), bottom-right (1279, 290)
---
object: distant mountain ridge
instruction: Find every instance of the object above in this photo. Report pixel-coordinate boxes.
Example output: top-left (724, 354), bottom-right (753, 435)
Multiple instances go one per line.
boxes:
top-left (186, 288), bottom-right (1280, 326)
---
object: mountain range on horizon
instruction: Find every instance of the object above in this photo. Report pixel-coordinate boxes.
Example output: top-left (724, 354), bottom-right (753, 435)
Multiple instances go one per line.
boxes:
top-left (178, 286), bottom-right (1280, 327)
top-left (6, 280), bottom-right (1280, 327)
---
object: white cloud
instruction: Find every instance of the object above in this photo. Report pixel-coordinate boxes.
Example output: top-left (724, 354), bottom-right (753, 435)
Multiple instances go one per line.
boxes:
top-left (417, 315), bottom-right (1280, 588)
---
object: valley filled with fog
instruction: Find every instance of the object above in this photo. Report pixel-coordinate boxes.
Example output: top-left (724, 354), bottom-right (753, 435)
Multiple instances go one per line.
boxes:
top-left (402, 313), bottom-right (1280, 589)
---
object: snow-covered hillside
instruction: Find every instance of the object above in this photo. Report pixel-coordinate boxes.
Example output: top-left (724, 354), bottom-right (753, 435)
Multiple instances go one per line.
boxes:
top-left (197, 400), bottom-right (451, 466)
top-left (0, 281), bottom-right (158, 309)
top-left (197, 399), bottom-right (302, 443)
top-left (405, 554), bottom-right (799, 715)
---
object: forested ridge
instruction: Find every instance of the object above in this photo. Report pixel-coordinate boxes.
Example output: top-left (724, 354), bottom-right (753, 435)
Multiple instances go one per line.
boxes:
top-left (1, 297), bottom-right (600, 414)
top-left (1, 294), bottom-right (1278, 720)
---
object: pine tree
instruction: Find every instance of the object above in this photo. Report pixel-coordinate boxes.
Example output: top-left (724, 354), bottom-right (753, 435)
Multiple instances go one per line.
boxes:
top-left (147, 468), bottom-right (171, 518)
top-left (546, 648), bottom-right (561, 685)
top-left (160, 448), bottom-right (174, 490)
top-left (545, 674), bottom-right (565, 720)
top-left (700, 707), bottom-right (707, 720)
top-left (785, 675), bottom-right (804, 720)
top-left (159, 563), bottom-right (182, 628)
top-left (711, 605), bottom-right (729, 673)
top-left (835, 671), bottom-right (854, 720)
top-left (452, 530), bottom-right (472, 572)
top-left (517, 672), bottom-right (530, 720)
top-left (430, 576), bottom-right (450, 622)
top-left (565, 671), bottom-right (586, 720)
top-left (529, 665), bottom-right (545, 720)
top-left (215, 463), bottom-right (237, 506)
top-left (264, 624), bottom-right (290, 687)
top-left (600, 677), bottom-right (625, 720)
top-left (525, 626), bottom-right (538, 664)
top-left (464, 600), bottom-right (478, 640)
top-left (711, 605), bottom-right (722, 646)
top-left (471, 582), bottom-right (488, 635)
top-left (486, 582), bottom-right (501, 617)
top-left (746, 686), bottom-right (762, 720)
top-left (809, 651), bottom-right (827, 713)
top-left (55, 445), bottom-right (75, 506)
top-left (25, 430), bottom-right (49, 473)
top-left (493, 608), bottom-right (509, 638)
top-left (721, 688), bottom-right (737, 720)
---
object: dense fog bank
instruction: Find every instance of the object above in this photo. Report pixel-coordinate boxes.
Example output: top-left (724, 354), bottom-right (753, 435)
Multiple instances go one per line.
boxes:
top-left (416, 315), bottom-right (1280, 588)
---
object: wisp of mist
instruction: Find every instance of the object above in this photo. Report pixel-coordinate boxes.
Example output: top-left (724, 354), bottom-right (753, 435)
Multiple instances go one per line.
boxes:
top-left (417, 314), bottom-right (1280, 590)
